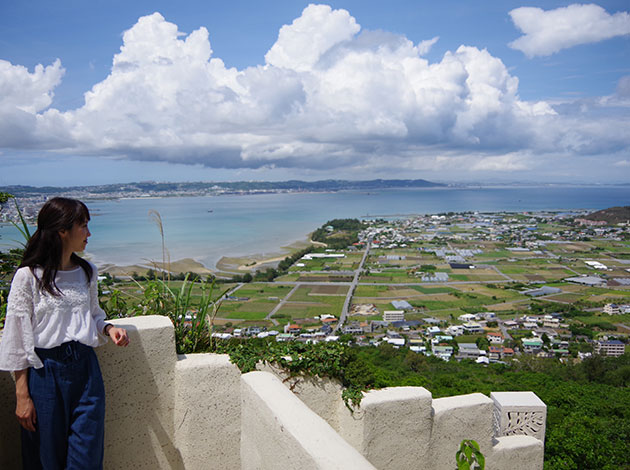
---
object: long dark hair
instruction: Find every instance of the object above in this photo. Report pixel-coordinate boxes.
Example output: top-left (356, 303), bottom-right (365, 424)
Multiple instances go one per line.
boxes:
top-left (20, 197), bottom-right (93, 296)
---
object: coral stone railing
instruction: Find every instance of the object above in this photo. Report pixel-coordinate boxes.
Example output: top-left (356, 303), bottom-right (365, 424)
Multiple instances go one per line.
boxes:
top-left (0, 316), bottom-right (546, 469)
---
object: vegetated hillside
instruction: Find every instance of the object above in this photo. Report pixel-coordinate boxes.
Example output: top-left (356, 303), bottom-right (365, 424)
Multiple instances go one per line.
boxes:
top-left (311, 218), bottom-right (364, 248)
top-left (584, 206), bottom-right (630, 224)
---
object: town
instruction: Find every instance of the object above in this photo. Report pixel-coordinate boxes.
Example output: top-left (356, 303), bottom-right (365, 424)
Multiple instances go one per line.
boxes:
top-left (101, 207), bottom-right (630, 363)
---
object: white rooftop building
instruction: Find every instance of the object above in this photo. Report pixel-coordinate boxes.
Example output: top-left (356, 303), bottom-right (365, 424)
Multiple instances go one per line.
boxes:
top-left (383, 310), bottom-right (405, 322)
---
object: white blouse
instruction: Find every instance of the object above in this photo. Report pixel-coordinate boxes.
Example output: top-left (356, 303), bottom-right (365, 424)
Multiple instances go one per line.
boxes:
top-left (0, 262), bottom-right (108, 371)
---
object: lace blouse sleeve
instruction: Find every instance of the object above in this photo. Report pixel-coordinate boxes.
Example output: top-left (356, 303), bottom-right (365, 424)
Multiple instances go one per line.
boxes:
top-left (0, 268), bottom-right (43, 370)
top-left (89, 263), bottom-right (108, 338)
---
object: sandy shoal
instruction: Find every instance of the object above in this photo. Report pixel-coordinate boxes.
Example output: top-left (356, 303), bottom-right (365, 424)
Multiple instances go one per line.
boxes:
top-left (215, 238), bottom-right (320, 274)
top-left (100, 258), bottom-right (212, 276)
top-left (99, 236), bottom-right (323, 277)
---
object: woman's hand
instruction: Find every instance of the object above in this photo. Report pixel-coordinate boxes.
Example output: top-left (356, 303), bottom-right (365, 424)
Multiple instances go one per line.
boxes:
top-left (16, 395), bottom-right (37, 432)
top-left (107, 326), bottom-right (130, 347)
top-left (15, 369), bottom-right (36, 432)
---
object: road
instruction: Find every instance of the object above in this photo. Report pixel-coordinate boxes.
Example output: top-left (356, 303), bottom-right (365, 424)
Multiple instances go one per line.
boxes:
top-left (335, 240), bottom-right (371, 332)
top-left (265, 284), bottom-right (300, 326)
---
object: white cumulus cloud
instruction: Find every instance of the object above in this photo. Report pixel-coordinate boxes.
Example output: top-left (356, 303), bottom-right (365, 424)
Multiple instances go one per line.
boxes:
top-left (0, 59), bottom-right (66, 148)
top-left (0, 4), bottom-right (628, 178)
top-left (0, 59), bottom-right (64, 113)
top-left (509, 4), bottom-right (630, 57)
top-left (265, 4), bottom-right (360, 72)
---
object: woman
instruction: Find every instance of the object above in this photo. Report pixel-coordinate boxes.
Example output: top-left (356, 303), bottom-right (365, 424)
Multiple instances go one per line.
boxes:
top-left (0, 197), bottom-right (129, 470)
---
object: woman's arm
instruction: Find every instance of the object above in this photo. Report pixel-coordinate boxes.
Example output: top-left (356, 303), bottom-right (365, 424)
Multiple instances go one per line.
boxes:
top-left (14, 369), bottom-right (36, 432)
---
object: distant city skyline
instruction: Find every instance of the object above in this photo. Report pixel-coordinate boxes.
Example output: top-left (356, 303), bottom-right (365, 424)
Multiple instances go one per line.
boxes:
top-left (1, 0), bottom-right (629, 186)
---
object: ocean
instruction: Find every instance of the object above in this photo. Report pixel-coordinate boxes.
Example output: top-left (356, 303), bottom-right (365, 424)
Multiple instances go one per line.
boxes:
top-left (1, 186), bottom-right (628, 270)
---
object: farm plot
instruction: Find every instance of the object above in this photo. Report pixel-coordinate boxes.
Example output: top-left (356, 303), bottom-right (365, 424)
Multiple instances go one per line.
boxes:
top-left (276, 296), bottom-right (346, 319)
top-left (235, 283), bottom-right (293, 299)
top-left (289, 286), bottom-right (347, 302)
top-left (543, 293), bottom-right (584, 303)
top-left (455, 284), bottom-right (527, 302)
top-left (220, 301), bottom-right (277, 320)
top-left (409, 292), bottom-right (498, 312)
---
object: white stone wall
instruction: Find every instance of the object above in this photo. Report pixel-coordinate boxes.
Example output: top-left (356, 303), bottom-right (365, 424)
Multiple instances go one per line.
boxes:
top-left (241, 371), bottom-right (376, 470)
top-left (262, 369), bottom-right (546, 470)
top-left (0, 316), bottom-right (242, 470)
top-left (0, 315), bottom-right (547, 470)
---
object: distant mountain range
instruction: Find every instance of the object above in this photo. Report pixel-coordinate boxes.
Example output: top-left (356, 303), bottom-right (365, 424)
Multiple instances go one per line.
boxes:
top-left (0, 179), bottom-right (445, 197)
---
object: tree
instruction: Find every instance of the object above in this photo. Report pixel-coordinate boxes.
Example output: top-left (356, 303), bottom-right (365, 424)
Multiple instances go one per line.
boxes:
top-left (476, 337), bottom-right (490, 351)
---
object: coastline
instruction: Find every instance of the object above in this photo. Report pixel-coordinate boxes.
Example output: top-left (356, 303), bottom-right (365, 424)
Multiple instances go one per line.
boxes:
top-left (214, 238), bottom-right (320, 275)
top-left (98, 237), bottom-right (322, 277)
top-left (99, 257), bottom-right (213, 276)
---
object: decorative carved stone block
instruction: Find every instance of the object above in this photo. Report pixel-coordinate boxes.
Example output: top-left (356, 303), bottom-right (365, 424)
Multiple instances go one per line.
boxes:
top-left (491, 391), bottom-right (547, 442)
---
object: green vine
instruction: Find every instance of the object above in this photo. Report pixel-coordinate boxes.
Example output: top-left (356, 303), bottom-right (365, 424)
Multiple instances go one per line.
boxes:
top-left (211, 338), bottom-right (365, 408)
top-left (456, 439), bottom-right (485, 470)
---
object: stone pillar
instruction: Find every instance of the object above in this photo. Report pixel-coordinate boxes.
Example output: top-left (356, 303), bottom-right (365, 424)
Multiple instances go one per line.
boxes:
top-left (491, 391), bottom-right (547, 442)
top-left (337, 386), bottom-right (434, 470)
top-left (174, 354), bottom-right (242, 470)
top-left (428, 393), bottom-right (495, 469)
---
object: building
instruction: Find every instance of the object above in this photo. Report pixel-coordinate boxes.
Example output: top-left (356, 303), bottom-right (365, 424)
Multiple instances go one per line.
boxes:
top-left (565, 276), bottom-right (606, 286)
top-left (284, 324), bottom-right (301, 334)
top-left (432, 344), bottom-right (454, 360)
top-left (391, 320), bottom-right (422, 329)
top-left (502, 347), bottom-right (515, 357)
top-left (522, 338), bottom-right (544, 353)
top-left (445, 325), bottom-right (465, 336)
top-left (449, 263), bottom-right (474, 269)
top-left (487, 332), bottom-right (504, 344)
top-left (463, 322), bottom-right (484, 334)
top-left (595, 340), bottom-right (626, 357)
top-left (342, 322), bottom-right (365, 335)
top-left (421, 272), bottom-right (449, 282)
top-left (276, 333), bottom-right (294, 342)
top-left (427, 326), bottom-right (442, 336)
top-left (301, 253), bottom-right (346, 260)
top-left (386, 337), bottom-right (406, 347)
top-left (603, 303), bottom-right (621, 315)
top-left (522, 286), bottom-right (562, 297)
top-left (458, 343), bottom-right (482, 359)
top-left (383, 310), bottom-right (405, 322)
top-left (542, 316), bottom-right (560, 328)
top-left (391, 300), bottom-right (413, 310)
top-left (584, 260), bottom-right (608, 270)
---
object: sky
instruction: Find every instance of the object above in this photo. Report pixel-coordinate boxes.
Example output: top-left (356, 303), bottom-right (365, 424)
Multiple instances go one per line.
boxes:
top-left (0, 0), bottom-right (629, 186)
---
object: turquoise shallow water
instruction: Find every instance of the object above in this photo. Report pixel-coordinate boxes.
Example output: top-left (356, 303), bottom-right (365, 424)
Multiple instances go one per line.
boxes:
top-left (1, 186), bottom-right (628, 269)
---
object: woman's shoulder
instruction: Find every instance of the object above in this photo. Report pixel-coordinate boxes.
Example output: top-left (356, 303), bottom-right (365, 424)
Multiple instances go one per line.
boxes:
top-left (11, 266), bottom-right (37, 289)
top-left (13, 266), bottom-right (37, 280)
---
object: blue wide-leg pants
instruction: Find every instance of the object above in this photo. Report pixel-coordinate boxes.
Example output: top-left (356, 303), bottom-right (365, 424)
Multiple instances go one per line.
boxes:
top-left (22, 341), bottom-right (105, 470)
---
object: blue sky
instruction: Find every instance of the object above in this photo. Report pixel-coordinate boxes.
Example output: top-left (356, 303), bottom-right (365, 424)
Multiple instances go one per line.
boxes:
top-left (1, 0), bottom-right (629, 186)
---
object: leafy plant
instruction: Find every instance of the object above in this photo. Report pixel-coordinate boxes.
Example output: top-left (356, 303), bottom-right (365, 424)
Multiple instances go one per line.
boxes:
top-left (143, 275), bottom-right (228, 354)
top-left (456, 439), bottom-right (485, 470)
top-left (9, 197), bottom-right (33, 246)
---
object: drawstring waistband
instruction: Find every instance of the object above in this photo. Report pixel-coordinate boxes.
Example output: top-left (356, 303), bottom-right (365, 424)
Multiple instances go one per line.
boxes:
top-left (35, 341), bottom-right (91, 363)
